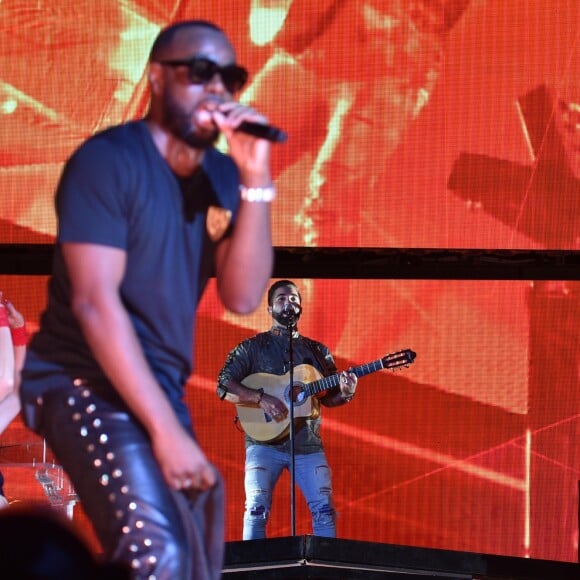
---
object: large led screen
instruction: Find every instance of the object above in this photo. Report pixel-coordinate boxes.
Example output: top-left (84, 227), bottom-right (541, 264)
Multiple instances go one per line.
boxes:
top-left (2, 0), bottom-right (580, 249)
top-left (1, 275), bottom-right (579, 563)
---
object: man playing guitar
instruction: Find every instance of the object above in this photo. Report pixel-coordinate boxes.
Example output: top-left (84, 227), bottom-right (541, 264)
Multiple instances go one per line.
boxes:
top-left (216, 279), bottom-right (357, 539)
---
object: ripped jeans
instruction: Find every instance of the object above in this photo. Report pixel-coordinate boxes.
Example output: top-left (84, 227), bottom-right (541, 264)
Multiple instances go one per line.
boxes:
top-left (243, 445), bottom-right (336, 540)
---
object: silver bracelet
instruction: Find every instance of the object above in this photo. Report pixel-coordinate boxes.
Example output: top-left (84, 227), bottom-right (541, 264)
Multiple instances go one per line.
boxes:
top-left (239, 184), bottom-right (276, 202)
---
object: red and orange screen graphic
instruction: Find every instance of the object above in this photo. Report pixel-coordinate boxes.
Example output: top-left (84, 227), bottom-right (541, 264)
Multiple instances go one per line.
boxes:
top-left (1, 0), bottom-right (580, 563)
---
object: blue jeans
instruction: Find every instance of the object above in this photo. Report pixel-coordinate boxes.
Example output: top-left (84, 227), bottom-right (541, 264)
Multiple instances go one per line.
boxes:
top-left (243, 445), bottom-right (336, 540)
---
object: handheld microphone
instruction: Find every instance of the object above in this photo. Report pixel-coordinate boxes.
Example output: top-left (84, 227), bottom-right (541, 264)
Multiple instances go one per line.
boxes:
top-left (236, 121), bottom-right (288, 143)
top-left (196, 97), bottom-right (288, 143)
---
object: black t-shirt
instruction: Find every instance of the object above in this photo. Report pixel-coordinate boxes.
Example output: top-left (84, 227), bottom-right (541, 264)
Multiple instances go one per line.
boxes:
top-left (21, 121), bottom-right (240, 429)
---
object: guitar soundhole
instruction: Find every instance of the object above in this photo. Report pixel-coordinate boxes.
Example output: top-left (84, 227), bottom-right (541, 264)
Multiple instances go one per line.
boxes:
top-left (286, 384), bottom-right (308, 406)
top-left (295, 389), bottom-right (306, 404)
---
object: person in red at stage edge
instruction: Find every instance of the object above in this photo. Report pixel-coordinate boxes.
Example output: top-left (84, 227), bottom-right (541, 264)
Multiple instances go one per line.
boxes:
top-left (0, 291), bottom-right (28, 507)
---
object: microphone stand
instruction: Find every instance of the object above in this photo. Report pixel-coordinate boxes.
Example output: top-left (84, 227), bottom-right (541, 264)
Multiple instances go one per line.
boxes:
top-left (285, 312), bottom-right (298, 536)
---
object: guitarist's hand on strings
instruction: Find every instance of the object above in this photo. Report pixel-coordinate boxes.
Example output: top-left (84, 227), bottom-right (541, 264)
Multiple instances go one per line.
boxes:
top-left (217, 379), bottom-right (288, 423)
top-left (259, 392), bottom-right (288, 422)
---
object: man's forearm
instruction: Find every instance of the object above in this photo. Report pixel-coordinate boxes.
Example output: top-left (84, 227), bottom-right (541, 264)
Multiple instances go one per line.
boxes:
top-left (0, 328), bottom-right (15, 402)
top-left (219, 379), bottom-right (263, 405)
top-left (216, 203), bottom-right (273, 314)
top-left (0, 392), bottom-right (20, 435)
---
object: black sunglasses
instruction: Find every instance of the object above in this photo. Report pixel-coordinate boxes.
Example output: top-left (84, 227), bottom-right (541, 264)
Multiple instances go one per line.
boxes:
top-left (155, 57), bottom-right (248, 93)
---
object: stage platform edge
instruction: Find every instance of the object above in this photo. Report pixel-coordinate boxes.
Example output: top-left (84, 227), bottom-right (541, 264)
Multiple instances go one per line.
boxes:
top-left (223, 536), bottom-right (579, 579)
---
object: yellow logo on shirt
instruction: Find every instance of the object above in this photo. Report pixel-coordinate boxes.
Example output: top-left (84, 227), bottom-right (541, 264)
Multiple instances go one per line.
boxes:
top-left (206, 206), bottom-right (232, 242)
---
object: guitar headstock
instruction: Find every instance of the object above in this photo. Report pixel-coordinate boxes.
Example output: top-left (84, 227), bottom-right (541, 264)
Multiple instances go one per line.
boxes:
top-left (381, 349), bottom-right (416, 370)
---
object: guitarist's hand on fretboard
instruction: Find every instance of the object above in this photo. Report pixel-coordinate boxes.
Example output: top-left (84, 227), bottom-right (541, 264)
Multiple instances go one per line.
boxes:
top-left (339, 371), bottom-right (358, 402)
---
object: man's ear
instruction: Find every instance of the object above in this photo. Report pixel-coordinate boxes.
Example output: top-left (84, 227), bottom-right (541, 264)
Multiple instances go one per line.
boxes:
top-left (148, 62), bottom-right (163, 94)
top-left (267, 306), bottom-right (272, 314)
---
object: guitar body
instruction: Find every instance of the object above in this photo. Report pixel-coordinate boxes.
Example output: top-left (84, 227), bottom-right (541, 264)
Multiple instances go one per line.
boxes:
top-left (235, 349), bottom-right (416, 443)
top-left (238, 365), bottom-right (324, 442)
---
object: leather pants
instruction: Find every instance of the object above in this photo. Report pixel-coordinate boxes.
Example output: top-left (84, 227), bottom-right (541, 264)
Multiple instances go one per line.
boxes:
top-left (29, 381), bottom-right (224, 580)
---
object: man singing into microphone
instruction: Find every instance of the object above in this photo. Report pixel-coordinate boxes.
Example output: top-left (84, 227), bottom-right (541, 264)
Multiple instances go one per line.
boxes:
top-left (20, 20), bottom-right (275, 579)
top-left (216, 279), bottom-right (357, 539)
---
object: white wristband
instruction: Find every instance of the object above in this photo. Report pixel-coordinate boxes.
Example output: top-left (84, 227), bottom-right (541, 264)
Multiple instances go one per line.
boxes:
top-left (239, 185), bottom-right (276, 202)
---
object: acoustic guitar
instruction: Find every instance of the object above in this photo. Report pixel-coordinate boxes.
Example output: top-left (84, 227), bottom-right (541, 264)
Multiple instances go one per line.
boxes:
top-left (236, 349), bottom-right (416, 442)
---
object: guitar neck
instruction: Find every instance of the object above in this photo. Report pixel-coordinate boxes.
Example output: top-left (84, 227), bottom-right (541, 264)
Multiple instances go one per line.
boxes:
top-left (303, 359), bottom-right (385, 397)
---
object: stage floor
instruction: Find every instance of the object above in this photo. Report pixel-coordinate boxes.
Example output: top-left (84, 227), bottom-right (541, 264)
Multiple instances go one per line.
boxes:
top-left (222, 535), bottom-right (580, 579)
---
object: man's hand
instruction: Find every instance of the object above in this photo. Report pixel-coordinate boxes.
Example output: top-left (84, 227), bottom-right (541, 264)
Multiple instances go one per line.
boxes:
top-left (339, 371), bottom-right (357, 399)
top-left (211, 101), bottom-right (273, 185)
top-left (259, 393), bottom-right (288, 422)
top-left (151, 424), bottom-right (217, 491)
top-left (2, 297), bottom-right (25, 329)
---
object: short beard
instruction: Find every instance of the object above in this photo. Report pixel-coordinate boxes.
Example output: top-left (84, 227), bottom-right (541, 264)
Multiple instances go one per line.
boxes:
top-left (162, 92), bottom-right (219, 149)
top-left (272, 309), bottom-right (300, 327)
top-left (183, 127), bottom-right (219, 149)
